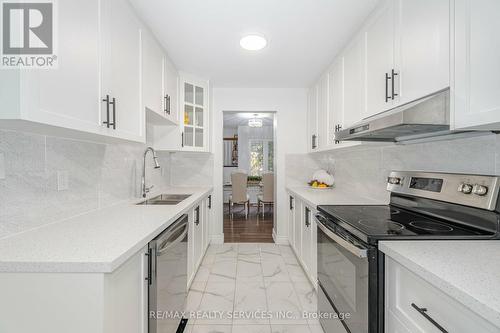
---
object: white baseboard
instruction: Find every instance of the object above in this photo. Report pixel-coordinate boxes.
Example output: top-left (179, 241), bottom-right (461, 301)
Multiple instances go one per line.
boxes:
top-left (210, 234), bottom-right (224, 244)
top-left (272, 229), bottom-right (289, 245)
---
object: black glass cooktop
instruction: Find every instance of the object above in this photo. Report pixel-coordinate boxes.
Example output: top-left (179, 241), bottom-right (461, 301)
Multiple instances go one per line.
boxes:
top-left (317, 205), bottom-right (495, 245)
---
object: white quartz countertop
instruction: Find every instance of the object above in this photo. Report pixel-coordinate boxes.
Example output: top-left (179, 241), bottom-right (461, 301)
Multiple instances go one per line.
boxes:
top-left (287, 186), bottom-right (387, 208)
top-left (0, 186), bottom-right (212, 273)
top-left (380, 240), bottom-right (500, 328)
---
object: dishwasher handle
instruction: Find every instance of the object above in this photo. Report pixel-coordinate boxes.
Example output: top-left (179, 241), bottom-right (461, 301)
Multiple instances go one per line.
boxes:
top-left (157, 223), bottom-right (188, 255)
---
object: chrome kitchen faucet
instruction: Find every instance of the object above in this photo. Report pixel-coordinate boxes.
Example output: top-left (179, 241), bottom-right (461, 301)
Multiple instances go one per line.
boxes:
top-left (141, 147), bottom-right (161, 198)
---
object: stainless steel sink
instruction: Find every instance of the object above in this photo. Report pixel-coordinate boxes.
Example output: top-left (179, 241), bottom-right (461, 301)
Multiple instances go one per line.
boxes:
top-left (137, 194), bottom-right (192, 205)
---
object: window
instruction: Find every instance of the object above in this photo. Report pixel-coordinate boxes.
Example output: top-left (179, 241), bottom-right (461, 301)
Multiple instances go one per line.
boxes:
top-left (249, 139), bottom-right (274, 176)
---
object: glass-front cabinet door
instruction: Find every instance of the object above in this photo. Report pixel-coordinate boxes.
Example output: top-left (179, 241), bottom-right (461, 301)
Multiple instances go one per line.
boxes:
top-left (181, 75), bottom-right (209, 151)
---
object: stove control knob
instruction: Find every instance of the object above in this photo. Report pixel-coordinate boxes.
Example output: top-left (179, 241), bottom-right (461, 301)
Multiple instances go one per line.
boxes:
top-left (458, 183), bottom-right (473, 194)
top-left (388, 177), bottom-right (402, 185)
top-left (472, 184), bottom-right (488, 196)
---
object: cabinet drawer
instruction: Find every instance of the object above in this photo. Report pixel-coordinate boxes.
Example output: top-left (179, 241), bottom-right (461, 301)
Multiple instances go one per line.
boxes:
top-left (385, 257), bottom-right (498, 333)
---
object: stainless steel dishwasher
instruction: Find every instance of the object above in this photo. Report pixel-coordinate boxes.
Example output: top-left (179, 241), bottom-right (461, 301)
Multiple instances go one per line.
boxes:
top-left (147, 214), bottom-right (189, 333)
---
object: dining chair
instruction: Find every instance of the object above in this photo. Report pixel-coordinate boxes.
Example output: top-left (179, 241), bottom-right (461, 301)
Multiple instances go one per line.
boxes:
top-left (257, 172), bottom-right (274, 218)
top-left (229, 171), bottom-right (250, 219)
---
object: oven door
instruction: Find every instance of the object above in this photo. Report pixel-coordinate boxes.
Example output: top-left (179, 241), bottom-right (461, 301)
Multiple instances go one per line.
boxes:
top-left (316, 213), bottom-right (372, 333)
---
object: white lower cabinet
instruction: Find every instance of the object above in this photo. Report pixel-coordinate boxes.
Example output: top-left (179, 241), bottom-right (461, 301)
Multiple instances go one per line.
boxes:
top-left (0, 195), bottom-right (213, 333)
top-left (187, 194), bottom-right (212, 286)
top-left (288, 195), bottom-right (296, 249)
top-left (288, 192), bottom-right (317, 286)
top-left (0, 246), bottom-right (148, 333)
top-left (104, 246), bottom-right (149, 333)
top-left (385, 257), bottom-right (499, 333)
top-left (293, 197), bottom-right (303, 258)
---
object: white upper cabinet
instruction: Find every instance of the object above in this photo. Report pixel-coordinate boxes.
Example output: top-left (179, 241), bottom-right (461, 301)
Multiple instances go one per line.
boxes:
top-left (365, 0), bottom-right (396, 119)
top-left (307, 0), bottom-right (453, 152)
top-left (1, 0), bottom-right (102, 135)
top-left (317, 73), bottom-right (329, 149)
top-left (328, 58), bottom-right (344, 146)
top-left (343, 35), bottom-right (366, 128)
top-left (0, 0), bottom-right (190, 145)
top-left (364, 0), bottom-right (450, 119)
top-left (142, 29), bottom-right (164, 119)
top-left (180, 74), bottom-right (210, 152)
top-left (163, 57), bottom-right (179, 125)
top-left (453, 0), bottom-right (500, 130)
top-left (307, 85), bottom-right (319, 151)
top-left (396, 0), bottom-right (449, 105)
top-left (142, 29), bottom-right (179, 126)
top-left (100, 0), bottom-right (143, 141)
top-left (0, 0), bottom-right (147, 143)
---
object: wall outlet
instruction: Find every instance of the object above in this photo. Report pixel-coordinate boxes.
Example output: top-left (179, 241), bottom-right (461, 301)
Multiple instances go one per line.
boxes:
top-left (0, 153), bottom-right (5, 180)
top-left (57, 171), bottom-right (69, 191)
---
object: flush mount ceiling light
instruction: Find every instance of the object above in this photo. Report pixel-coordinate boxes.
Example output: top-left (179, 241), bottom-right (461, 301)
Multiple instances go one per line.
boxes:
top-left (240, 35), bottom-right (267, 51)
top-left (248, 114), bottom-right (263, 127)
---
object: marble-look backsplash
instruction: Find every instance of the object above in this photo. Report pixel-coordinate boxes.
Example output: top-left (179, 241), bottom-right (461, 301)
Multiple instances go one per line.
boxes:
top-left (170, 152), bottom-right (214, 187)
top-left (286, 133), bottom-right (500, 202)
top-left (0, 129), bottom-right (172, 239)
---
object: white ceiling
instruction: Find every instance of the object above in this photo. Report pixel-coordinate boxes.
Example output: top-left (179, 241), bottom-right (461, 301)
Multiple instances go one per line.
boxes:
top-left (223, 113), bottom-right (273, 129)
top-left (130, 0), bottom-right (379, 88)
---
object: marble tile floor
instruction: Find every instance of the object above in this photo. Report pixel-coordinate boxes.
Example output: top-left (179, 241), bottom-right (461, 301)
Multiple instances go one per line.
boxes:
top-left (184, 243), bottom-right (325, 333)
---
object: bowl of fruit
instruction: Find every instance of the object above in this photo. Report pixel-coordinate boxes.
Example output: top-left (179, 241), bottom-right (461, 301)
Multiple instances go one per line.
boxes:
top-left (308, 170), bottom-right (334, 189)
top-left (308, 180), bottom-right (332, 189)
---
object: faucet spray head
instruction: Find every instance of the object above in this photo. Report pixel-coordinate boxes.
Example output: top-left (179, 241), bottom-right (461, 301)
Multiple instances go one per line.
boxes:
top-left (153, 155), bottom-right (160, 169)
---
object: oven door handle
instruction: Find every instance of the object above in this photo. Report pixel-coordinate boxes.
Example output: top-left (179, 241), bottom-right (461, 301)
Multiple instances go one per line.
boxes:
top-left (316, 215), bottom-right (368, 258)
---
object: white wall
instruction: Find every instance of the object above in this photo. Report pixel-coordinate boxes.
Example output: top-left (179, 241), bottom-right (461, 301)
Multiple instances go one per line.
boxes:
top-left (211, 88), bottom-right (308, 244)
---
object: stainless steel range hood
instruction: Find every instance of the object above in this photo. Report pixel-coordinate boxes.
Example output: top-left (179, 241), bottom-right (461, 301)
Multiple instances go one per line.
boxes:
top-left (336, 89), bottom-right (451, 142)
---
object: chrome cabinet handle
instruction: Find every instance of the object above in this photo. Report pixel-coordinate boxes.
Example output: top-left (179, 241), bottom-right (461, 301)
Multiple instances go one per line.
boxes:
top-left (110, 97), bottom-right (116, 129)
top-left (195, 206), bottom-right (200, 226)
top-left (102, 95), bottom-right (116, 129)
top-left (305, 207), bottom-right (310, 227)
top-left (411, 303), bottom-right (448, 333)
top-left (164, 94), bottom-right (171, 115)
top-left (145, 248), bottom-right (152, 285)
top-left (385, 73), bottom-right (391, 102)
top-left (334, 124), bottom-right (342, 144)
top-left (102, 95), bottom-right (110, 128)
top-left (391, 69), bottom-right (398, 100)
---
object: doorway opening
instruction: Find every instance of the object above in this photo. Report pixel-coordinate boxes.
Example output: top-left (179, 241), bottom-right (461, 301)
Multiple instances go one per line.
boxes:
top-left (222, 112), bottom-right (276, 243)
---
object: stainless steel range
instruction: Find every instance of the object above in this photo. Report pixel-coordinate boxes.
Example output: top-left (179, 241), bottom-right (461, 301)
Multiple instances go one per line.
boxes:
top-left (316, 171), bottom-right (500, 333)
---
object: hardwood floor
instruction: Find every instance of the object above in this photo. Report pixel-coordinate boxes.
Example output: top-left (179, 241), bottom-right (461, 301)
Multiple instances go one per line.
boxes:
top-left (223, 204), bottom-right (274, 243)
